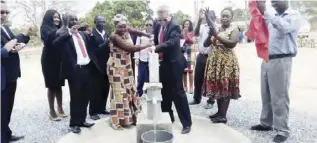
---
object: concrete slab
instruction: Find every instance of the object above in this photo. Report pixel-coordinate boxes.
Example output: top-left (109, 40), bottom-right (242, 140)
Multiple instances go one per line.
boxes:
top-left (57, 112), bottom-right (251, 143)
top-left (136, 112), bottom-right (173, 143)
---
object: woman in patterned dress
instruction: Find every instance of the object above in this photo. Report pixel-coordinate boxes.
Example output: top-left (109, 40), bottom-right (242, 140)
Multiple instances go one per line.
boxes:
top-left (202, 8), bottom-right (241, 124)
top-left (181, 20), bottom-right (196, 94)
top-left (107, 14), bottom-right (152, 130)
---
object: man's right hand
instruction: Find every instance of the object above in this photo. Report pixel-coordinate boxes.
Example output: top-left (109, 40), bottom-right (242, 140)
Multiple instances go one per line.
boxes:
top-left (256, 1), bottom-right (266, 15)
top-left (70, 25), bottom-right (79, 34)
top-left (4, 39), bottom-right (17, 52)
top-left (135, 59), bottom-right (139, 66)
top-left (198, 8), bottom-right (204, 20)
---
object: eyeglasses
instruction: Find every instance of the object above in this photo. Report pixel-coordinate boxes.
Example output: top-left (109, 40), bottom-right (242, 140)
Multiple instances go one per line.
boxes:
top-left (1, 10), bottom-right (10, 15)
top-left (145, 24), bottom-right (152, 27)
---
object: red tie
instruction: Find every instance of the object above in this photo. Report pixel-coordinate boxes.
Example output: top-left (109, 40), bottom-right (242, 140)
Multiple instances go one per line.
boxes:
top-left (74, 32), bottom-right (87, 58)
top-left (159, 26), bottom-right (165, 60)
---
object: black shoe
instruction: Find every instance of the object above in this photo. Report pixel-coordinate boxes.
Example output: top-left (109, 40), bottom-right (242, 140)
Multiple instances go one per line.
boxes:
top-left (189, 100), bottom-right (200, 105)
top-left (250, 124), bottom-right (272, 131)
top-left (273, 135), bottom-right (288, 143)
top-left (212, 116), bottom-right (227, 124)
top-left (9, 135), bottom-right (24, 142)
top-left (208, 113), bottom-right (220, 119)
top-left (101, 110), bottom-right (110, 115)
top-left (90, 115), bottom-right (100, 120)
top-left (181, 126), bottom-right (191, 134)
top-left (80, 122), bottom-right (95, 128)
top-left (70, 126), bottom-right (81, 133)
top-left (204, 103), bottom-right (213, 109)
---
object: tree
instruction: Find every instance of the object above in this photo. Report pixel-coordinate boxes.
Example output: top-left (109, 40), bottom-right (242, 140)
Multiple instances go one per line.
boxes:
top-left (14, 0), bottom-right (76, 28)
top-left (290, 1), bottom-right (317, 30)
top-left (80, 0), bottom-right (153, 32)
top-left (172, 10), bottom-right (191, 26)
top-left (233, 8), bottom-right (247, 21)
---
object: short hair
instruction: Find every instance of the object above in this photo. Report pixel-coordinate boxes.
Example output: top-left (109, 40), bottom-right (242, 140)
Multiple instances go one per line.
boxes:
top-left (221, 7), bottom-right (234, 18)
top-left (157, 5), bottom-right (171, 14)
top-left (94, 15), bottom-right (105, 23)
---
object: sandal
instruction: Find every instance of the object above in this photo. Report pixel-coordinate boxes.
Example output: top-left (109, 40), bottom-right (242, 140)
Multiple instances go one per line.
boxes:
top-left (110, 124), bottom-right (124, 130)
top-left (57, 110), bottom-right (68, 118)
top-left (48, 113), bottom-right (61, 121)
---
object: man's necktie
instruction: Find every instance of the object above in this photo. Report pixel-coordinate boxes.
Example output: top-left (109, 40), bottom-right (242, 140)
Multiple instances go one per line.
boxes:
top-left (74, 32), bottom-right (87, 58)
top-left (159, 26), bottom-right (165, 60)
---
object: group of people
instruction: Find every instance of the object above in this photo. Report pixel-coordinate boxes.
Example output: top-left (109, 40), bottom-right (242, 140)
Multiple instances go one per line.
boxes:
top-left (1, 0), bottom-right (300, 143)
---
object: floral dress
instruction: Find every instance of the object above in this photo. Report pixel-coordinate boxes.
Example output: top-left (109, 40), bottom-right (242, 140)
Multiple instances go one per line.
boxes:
top-left (202, 25), bottom-right (241, 100)
top-left (107, 33), bottom-right (141, 128)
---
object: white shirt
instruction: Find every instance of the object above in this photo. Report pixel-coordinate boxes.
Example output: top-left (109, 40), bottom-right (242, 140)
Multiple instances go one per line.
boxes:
top-left (95, 28), bottom-right (105, 40)
top-left (196, 24), bottom-right (211, 54)
top-left (1, 25), bottom-right (11, 39)
top-left (68, 28), bottom-right (91, 65)
top-left (134, 35), bottom-right (153, 62)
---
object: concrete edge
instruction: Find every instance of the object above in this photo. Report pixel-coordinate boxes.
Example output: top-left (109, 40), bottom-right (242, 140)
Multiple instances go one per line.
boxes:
top-left (58, 115), bottom-right (251, 143)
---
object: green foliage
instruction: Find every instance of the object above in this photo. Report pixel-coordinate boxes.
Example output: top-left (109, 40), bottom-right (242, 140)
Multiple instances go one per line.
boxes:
top-left (172, 10), bottom-right (191, 26)
top-left (290, 1), bottom-right (317, 28)
top-left (80, 0), bottom-right (153, 32)
top-left (233, 8), bottom-right (248, 21)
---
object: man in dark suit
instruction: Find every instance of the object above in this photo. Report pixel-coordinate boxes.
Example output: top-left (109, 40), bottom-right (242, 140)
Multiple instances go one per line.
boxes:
top-left (1, 39), bottom-right (17, 143)
top-left (53, 12), bottom-right (96, 133)
top-left (154, 5), bottom-right (192, 134)
top-left (88, 15), bottom-right (110, 120)
top-left (1, 0), bottom-right (30, 142)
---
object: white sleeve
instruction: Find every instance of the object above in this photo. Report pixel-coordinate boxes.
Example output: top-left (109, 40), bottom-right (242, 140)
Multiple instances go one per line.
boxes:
top-left (196, 25), bottom-right (204, 40)
top-left (134, 37), bottom-right (141, 59)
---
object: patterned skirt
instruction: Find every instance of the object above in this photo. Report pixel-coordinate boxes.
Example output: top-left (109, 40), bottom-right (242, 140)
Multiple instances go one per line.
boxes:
top-left (202, 47), bottom-right (241, 100)
top-left (107, 57), bottom-right (141, 126)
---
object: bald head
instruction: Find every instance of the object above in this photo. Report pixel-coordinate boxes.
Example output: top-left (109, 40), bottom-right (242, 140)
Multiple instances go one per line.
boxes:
top-left (271, 0), bottom-right (289, 14)
top-left (64, 12), bottom-right (78, 28)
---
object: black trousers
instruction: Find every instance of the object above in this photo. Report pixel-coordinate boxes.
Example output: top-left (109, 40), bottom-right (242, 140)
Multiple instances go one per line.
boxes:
top-left (89, 71), bottom-right (110, 116)
top-left (68, 64), bottom-right (93, 127)
top-left (193, 53), bottom-right (208, 103)
top-left (1, 81), bottom-right (17, 140)
top-left (160, 61), bottom-right (192, 127)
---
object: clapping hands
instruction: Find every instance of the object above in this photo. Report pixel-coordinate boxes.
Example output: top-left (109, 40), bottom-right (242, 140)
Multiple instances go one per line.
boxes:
top-left (11, 42), bottom-right (26, 53)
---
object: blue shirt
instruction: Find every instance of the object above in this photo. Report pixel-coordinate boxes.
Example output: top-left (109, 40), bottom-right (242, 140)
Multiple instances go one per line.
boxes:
top-left (264, 9), bottom-right (301, 56)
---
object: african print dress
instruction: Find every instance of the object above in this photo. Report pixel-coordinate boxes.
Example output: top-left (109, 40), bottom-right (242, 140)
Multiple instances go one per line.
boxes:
top-left (107, 34), bottom-right (141, 127)
top-left (202, 25), bottom-right (241, 100)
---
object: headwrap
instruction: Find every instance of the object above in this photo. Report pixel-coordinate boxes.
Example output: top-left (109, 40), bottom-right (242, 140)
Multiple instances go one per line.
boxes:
top-left (113, 14), bottom-right (128, 25)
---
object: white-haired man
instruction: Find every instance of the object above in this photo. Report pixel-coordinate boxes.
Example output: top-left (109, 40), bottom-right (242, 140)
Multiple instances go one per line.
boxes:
top-left (154, 5), bottom-right (192, 134)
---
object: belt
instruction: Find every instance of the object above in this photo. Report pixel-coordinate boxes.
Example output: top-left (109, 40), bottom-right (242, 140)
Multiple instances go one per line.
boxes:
top-left (200, 53), bottom-right (208, 56)
top-left (75, 62), bottom-right (92, 68)
top-left (269, 54), bottom-right (295, 60)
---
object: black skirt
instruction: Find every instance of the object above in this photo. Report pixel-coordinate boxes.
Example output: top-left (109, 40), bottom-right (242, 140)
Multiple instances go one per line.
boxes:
top-left (41, 47), bottom-right (65, 90)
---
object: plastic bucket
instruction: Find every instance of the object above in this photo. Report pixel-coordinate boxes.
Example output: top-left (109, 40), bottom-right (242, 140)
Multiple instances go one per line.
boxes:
top-left (141, 130), bottom-right (173, 143)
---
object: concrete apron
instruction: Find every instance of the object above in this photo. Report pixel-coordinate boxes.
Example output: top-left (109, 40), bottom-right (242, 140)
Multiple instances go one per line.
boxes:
top-left (57, 109), bottom-right (251, 143)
